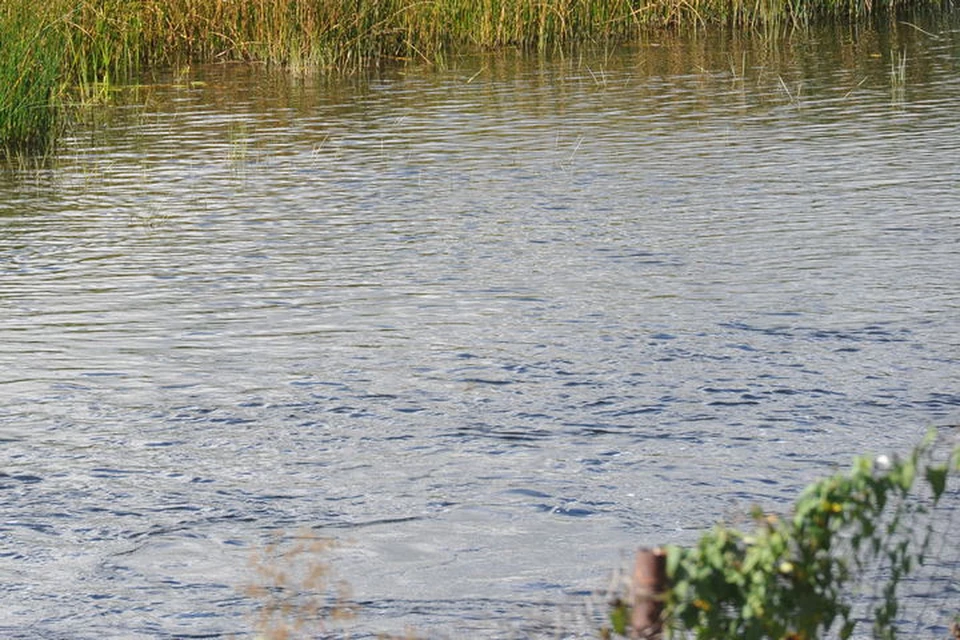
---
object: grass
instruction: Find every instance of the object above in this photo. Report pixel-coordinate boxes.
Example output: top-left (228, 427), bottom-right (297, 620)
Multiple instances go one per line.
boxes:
top-left (0, 0), bottom-right (951, 154)
top-left (0, 3), bottom-right (67, 154)
top-left (45, 0), bottom-right (957, 75)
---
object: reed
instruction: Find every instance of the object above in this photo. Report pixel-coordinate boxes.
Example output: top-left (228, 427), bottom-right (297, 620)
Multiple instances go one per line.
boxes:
top-left (0, 2), bottom-right (68, 154)
top-left (1, 0), bottom-right (950, 152)
top-left (24, 0), bottom-right (959, 74)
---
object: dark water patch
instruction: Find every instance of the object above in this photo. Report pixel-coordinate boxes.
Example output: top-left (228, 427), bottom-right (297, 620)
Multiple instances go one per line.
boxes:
top-left (721, 321), bottom-right (916, 346)
top-left (458, 377), bottom-right (514, 386)
top-left (3, 521), bottom-right (58, 535)
top-left (90, 467), bottom-right (147, 477)
top-left (452, 423), bottom-right (553, 443)
top-left (922, 393), bottom-right (960, 409)
top-left (0, 473), bottom-right (43, 486)
top-left (504, 488), bottom-right (552, 499)
top-left (561, 421), bottom-right (638, 436)
top-left (326, 514), bottom-right (426, 530)
top-left (602, 405), bottom-right (664, 417)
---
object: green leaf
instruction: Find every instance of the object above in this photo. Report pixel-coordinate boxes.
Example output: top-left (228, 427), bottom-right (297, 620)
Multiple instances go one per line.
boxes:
top-left (896, 457), bottom-right (916, 492)
top-left (665, 545), bottom-right (683, 579)
top-left (609, 600), bottom-right (629, 636)
top-left (840, 619), bottom-right (856, 639)
top-left (925, 464), bottom-right (948, 502)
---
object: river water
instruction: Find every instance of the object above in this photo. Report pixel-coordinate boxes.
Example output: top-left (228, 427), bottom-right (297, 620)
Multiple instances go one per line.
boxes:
top-left (2, 16), bottom-right (959, 640)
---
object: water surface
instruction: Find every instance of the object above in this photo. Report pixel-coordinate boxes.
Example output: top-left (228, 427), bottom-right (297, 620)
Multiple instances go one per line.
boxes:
top-left (2, 17), bottom-right (959, 639)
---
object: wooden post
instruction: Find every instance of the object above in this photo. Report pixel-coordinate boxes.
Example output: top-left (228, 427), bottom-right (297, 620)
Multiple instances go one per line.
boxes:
top-left (631, 547), bottom-right (667, 639)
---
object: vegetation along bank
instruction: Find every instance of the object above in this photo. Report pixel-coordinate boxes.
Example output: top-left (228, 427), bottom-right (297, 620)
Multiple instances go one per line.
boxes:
top-left (0, 0), bottom-right (952, 151)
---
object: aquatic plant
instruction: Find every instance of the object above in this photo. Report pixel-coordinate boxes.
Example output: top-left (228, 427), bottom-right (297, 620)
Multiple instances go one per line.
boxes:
top-left (0, 2), bottom-right (67, 153)
top-left (12, 0), bottom-right (959, 77)
top-left (606, 429), bottom-right (960, 639)
top-left (244, 530), bottom-right (358, 639)
top-left (243, 530), bottom-right (438, 639)
top-left (1, 0), bottom-right (951, 152)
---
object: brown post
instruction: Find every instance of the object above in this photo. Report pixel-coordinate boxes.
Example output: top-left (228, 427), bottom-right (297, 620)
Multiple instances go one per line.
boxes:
top-left (631, 547), bottom-right (667, 639)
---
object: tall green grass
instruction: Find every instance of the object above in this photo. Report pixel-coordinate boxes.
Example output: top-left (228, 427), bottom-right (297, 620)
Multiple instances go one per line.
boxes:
top-left (1, 0), bottom-right (951, 153)
top-left (0, 3), bottom-right (67, 153)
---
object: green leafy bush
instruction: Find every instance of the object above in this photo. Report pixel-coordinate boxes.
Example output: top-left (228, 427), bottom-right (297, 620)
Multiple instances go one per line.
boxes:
top-left (610, 429), bottom-right (959, 639)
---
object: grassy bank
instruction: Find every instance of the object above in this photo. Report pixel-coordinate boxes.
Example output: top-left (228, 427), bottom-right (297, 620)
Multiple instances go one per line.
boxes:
top-left (0, 0), bottom-right (950, 152)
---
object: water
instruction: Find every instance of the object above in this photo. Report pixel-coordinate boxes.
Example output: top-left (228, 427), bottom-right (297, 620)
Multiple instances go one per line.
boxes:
top-left (2, 17), bottom-right (959, 639)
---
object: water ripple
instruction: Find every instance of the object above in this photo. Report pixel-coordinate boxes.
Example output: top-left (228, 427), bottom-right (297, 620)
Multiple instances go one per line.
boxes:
top-left (2, 20), bottom-right (960, 638)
